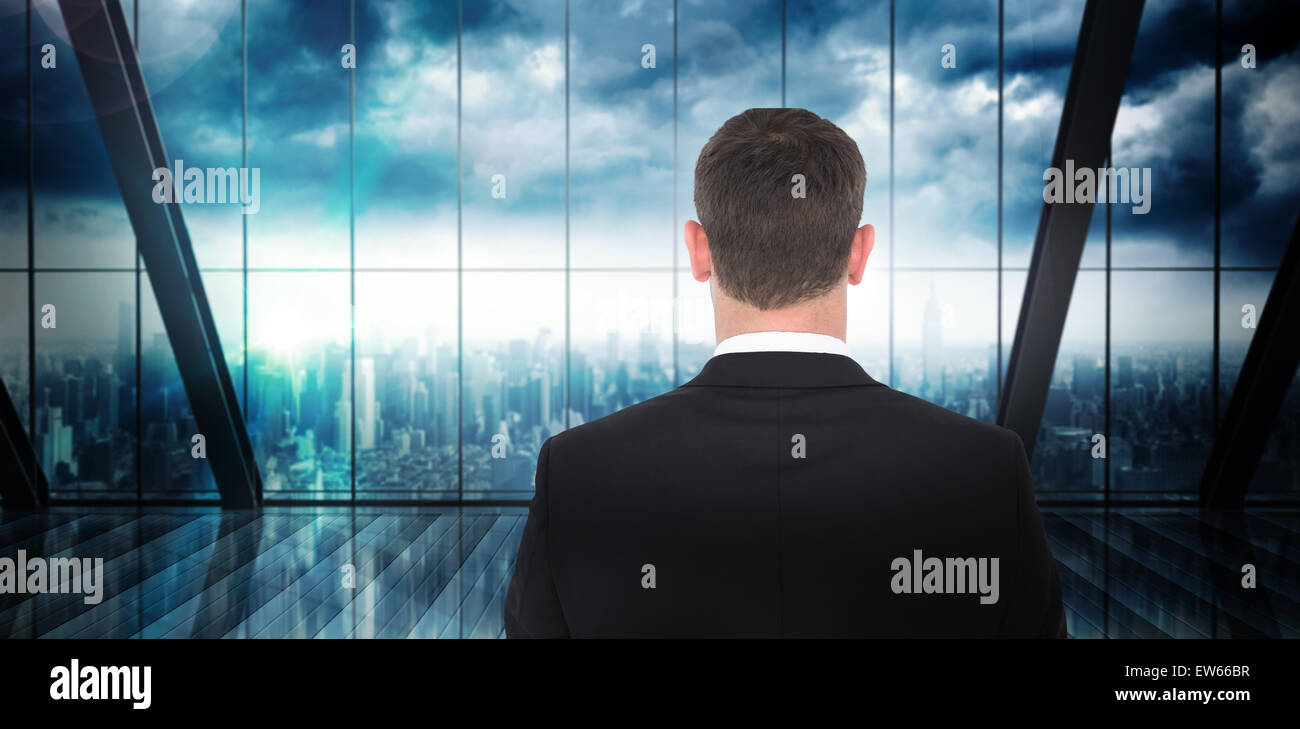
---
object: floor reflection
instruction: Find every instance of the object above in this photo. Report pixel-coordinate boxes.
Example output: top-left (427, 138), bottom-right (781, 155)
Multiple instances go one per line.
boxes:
top-left (1045, 508), bottom-right (1297, 638)
top-left (0, 507), bottom-right (1295, 638)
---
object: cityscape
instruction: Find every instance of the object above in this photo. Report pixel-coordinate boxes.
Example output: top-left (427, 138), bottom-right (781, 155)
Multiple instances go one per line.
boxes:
top-left (3, 282), bottom-right (1295, 503)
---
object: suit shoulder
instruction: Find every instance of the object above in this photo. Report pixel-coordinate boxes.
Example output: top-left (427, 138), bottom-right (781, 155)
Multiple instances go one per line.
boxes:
top-left (869, 385), bottom-right (1023, 452)
top-left (546, 387), bottom-right (694, 453)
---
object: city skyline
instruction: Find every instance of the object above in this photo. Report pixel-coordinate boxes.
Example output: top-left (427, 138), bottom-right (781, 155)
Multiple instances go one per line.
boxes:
top-left (5, 270), bottom-right (1295, 502)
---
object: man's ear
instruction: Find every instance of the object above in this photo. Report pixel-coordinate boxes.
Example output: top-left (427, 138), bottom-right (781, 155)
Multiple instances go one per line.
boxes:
top-left (847, 223), bottom-right (875, 286)
top-left (684, 220), bottom-right (712, 283)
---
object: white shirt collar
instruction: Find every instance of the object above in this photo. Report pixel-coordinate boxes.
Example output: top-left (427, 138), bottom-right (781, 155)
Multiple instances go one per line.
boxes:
top-left (712, 331), bottom-right (851, 358)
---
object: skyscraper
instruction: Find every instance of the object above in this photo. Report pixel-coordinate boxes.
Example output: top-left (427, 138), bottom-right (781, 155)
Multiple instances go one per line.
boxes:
top-left (988, 343), bottom-right (999, 400)
top-left (423, 325), bottom-right (439, 378)
top-left (1073, 354), bottom-right (1102, 400)
top-left (605, 331), bottom-right (620, 370)
top-left (357, 357), bottom-right (376, 450)
top-left (638, 329), bottom-right (659, 378)
top-left (1118, 355), bottom-right (1134, 390)
top-left (117, 300), bottom-right (132, 377)
top-left (923, 281), bottom-right (944, 391)
top-left (333, 397), bottom-right (351, 455)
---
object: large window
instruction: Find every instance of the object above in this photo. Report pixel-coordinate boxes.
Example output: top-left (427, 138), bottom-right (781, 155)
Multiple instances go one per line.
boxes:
top-left (786, 0), bottom-right (891, 381)
top-left (2, 0), bottom-right (1297, 504)
top-left (0, 0), bottom-right (28, 478)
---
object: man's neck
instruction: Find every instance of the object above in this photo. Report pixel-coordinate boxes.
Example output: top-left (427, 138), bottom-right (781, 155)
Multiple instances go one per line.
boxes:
top-left (712, 288), bottom-right (848, 344)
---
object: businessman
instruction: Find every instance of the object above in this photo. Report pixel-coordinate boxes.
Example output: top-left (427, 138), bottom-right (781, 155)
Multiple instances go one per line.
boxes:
top-left (505, 108), bottom-right (1066, 638)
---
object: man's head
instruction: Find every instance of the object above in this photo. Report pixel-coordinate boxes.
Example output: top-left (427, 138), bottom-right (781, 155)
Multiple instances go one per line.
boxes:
top-left (687, 108), bottom-right (873, 316)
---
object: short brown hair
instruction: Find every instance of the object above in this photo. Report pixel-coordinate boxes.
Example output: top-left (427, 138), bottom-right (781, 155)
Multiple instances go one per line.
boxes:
top-left (693, 108), bottom-right (866, 310)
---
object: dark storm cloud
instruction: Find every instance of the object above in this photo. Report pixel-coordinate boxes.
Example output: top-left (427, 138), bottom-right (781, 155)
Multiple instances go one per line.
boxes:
top-left (1002, 0), bottom-right (1082, 78)
top-left (1111, 0), bottom-right (1299, 265)
top-left (1123, 0), bottom-right (1216, 92)
top-left (569, 0), bottom-right (673, 103)
top-left (352, 0), bottom-right (459, 207)
top-left (4, 0), bottom-right (1297, 271)
top-left (462, 0), bottom-right (529, 35)
top-left (894, 0), bottom-right (999, 81)
top-left (785, 0), bottom-right (890, 121)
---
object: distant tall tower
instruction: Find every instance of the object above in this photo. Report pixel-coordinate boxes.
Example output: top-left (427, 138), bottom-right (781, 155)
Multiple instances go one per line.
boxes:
top-left (988, 342), bottom-right (999, 399)
top-left (1117, 355), bottom-right (1134, 389)
top-left (333, 398), bottom-right (351, 455)
top-left (1073, 355), bottom-right (1101, 400)
top-left (606, 331), bottom-right (620, 369)
top-left (357, 358), bottom-right (377, 450)
top-left (397, 360), bottom-right (416, 425)
top-left (40, 406), bottom-right (62, 476)
top-left (507, 339), bottom-right (529, 382)
top-left (117, 300), bottom-right (133, 376)
top-left (922, 281), bottom-right (943, 390)
top-left (638, 329), bottom-right (659, 377)
top-left (424, 325), bottom-right (439, 378)
top-left (435, 371), bottom-right (458, 447)
top-left (534, 327), bottom-right (553, 363)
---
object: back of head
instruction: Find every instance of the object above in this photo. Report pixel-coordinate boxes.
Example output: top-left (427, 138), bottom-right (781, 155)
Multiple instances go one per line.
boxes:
top-left (693, 108), bottom-right (866, 310)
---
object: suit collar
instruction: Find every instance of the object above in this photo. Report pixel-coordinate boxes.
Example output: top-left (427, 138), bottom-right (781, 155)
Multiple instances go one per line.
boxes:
top-left (682, 352), bottom-right (885, 389)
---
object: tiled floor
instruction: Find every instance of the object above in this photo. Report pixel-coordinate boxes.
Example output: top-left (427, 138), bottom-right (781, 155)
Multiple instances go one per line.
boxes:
top-left (1, 507), bottom-right (1295, 638)
top-left (1046, 509), bottom-right (1298, 638)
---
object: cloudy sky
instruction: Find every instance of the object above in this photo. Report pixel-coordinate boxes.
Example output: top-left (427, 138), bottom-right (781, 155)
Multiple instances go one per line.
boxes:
top-left (1, 0), bottom-right (1297, 359)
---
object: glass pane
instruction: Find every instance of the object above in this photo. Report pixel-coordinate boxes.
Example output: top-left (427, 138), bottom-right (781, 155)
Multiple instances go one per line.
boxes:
top-left (1220, 268), bottom-right (1300, 500)
top-left (35, 272), bottom-right (136, 499)
top-left (461, 0), bottom-right (566, 268)
top-left (569, 272), bottom-right (672, 424)
top-left (247, 272), bottom-right (351, 499)
top-left (1111, 0), bottom-right (1214, 267)
top-left (139, 0), bottom-right (243, 269)
top-left (354, 272), bottom-right (458, 500)
top-left (1221, 0), bottom-right (1300, 268)
top-left (0, 272), bottom-right (22, 506)
top-left (461, 272), bottom-right (564, 498)
top-left (1003, 199), bottom-right (1106, 387)
top-left (140, 272), bottom-right (219, 500)
top-left (676, 0), bottom-right (781, 268)
top-left (247, 0), bottom-right (351, 268)
top-left (33, 0), bottom-right (135, 268)
top-left (1110, 270), bottom-right (1213, 498)
top-left (355, 0), bottom-right (458, 269)
top-left (1218, 269), bottom-right (1274, 422)
top-left (0, 0), bottom-right (25, 268)
top-left (1003, 269), bottom-right (1106, 497)
top-left (1003, 0), bottom-right (1096, 268)
top-left (0, 273), bottom-right (28, 435)
top-left (894, 0), bottom-right (998, 268)
top-left (204, 271), bottom-right (247, 410)
top-left (893, 271), bottom-right (998, 421)
top-left (786, 0), bottom-right (891, 272)
top-left (675, 267), bottom-right (888, 386)
top-left (569, 0), bottom-right (673, 268)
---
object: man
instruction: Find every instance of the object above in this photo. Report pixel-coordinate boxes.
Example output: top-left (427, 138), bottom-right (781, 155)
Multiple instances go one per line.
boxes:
top-left (505, 108), bottom-right (1066, 638)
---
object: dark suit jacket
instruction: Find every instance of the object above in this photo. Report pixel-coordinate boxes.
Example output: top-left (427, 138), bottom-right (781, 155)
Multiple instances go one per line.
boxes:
top-left (505, 351), bottom-right (1067, 638)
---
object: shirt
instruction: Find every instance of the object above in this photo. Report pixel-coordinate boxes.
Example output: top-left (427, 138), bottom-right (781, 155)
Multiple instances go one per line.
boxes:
top-left (712, 331), bottom-right (852, 358)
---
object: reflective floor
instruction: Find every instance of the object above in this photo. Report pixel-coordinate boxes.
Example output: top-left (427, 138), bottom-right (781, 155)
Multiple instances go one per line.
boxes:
top-left (1049, 509), bottom-right (1298, 638)
top-left (0, 507), bottom-right (1295, 638)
